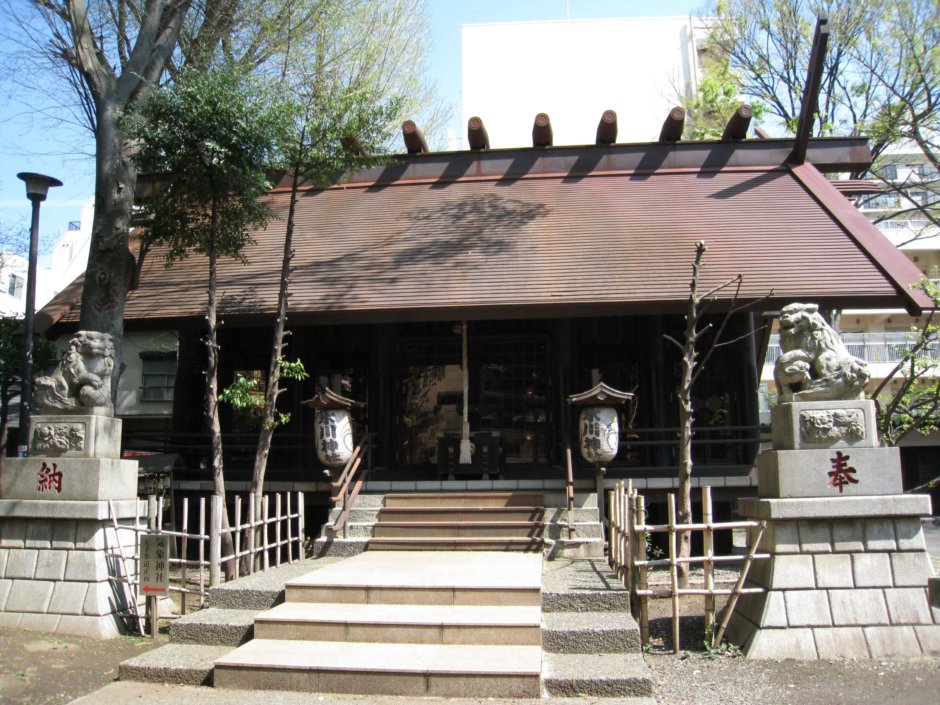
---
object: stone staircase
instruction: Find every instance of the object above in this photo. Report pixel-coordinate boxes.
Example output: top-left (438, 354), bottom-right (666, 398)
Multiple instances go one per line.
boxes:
top-left (315, 490), bottom-right (605, 557)
top-left (119, 553), bottom-right (653, 700)
top-left (214, 552), bottom-right (543, 697)
top-left (369, 491), bottom-right (547, 551)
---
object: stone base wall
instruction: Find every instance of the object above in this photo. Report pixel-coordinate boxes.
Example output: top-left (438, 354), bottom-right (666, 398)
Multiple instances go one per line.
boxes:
top-left (726, 510), bottom-right (940, 658)
top-left (0, 501), bottom-right (141, 638)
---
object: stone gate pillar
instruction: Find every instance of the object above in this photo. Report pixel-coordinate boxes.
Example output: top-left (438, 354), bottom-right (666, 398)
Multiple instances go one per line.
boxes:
top-left (0, 332), bottom-right (140, 638)
top-left (726, 402), bottom-right (939, 658)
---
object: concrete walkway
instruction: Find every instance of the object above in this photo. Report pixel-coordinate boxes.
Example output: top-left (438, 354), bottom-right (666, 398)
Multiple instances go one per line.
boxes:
top-left (70, 681), bottom-right (655, 705)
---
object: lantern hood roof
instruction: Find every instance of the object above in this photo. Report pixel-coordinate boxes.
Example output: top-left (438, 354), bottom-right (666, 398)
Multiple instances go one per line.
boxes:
top-left (302, 387), bottom-right (364, 411)
top-left (567, 382), bottom-right (635, 406)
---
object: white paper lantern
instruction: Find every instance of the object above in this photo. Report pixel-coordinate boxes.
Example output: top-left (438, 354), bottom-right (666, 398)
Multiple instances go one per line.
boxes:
top-left (315, 409), bottom-right (354, 467)
top-left (579, 406), bottom-right (619, 463)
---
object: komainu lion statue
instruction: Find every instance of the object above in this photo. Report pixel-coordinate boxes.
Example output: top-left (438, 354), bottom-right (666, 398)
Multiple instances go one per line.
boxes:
top-left (34, 330), bottom-right (115, 415)
top-left (774, 303), bottom-right (870, 402)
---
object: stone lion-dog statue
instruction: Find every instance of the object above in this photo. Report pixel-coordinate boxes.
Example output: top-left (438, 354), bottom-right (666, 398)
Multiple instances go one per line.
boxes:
top-left (774, 303), bottom-right (870, 402)
top-left (34, 330), bottom-right (115, 415)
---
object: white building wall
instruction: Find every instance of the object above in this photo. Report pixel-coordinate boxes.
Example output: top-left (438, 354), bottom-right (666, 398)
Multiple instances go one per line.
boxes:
top-left (461, 16), bottom-right (706, 149)
top-left (38, 198), bottom-right (177, 421)
top-left (0, 254), bottom-right (28, 317)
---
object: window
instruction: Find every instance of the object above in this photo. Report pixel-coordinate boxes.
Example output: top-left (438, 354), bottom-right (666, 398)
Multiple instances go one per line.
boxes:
top-left (140, 353), bottom-right (176, 401)
top-left (7, 274), bottom-right (23, 299)
top-left (881, 164), bottom-right (898, 181)
top-left (913, 164), bottom-right (939, 180)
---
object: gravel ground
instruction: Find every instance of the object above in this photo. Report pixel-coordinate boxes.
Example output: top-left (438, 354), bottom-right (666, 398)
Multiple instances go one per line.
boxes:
top-left (0, 626), bottom-right (163, 705)
top-left (0, 554), bottom-right (937, 705)
top-left (643, 594), bottom-right (940, 705)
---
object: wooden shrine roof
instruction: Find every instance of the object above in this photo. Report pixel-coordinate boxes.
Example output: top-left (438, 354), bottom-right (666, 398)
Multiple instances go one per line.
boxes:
top-left (39, 137), bottom-right (931, 332)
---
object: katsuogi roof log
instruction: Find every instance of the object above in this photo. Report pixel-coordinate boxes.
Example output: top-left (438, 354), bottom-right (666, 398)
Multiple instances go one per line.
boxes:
top-left (532, 112), bottom-right (553, 147)
top-left (596, 110), bottom-right (618, 145)
top-left (722, 105), bottom-right (753, 141)
top-left (402, 120), bottom-right (429, 154)
top-left (659, 107), bottom-right (686, 142)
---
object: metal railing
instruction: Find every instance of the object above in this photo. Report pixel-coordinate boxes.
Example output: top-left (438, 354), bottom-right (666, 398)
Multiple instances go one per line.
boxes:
top-left (766, 332), bottom-right (940, 365)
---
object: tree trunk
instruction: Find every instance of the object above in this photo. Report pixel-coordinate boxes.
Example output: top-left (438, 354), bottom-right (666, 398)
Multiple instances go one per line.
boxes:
top-left (78, 102), bottom-right (137, 403)
top-left (676, 337), bottom-right (696, 589)
top-left (674, 243), bottom-right (708, 589)
top-left (205, 198), bottom-right (235, 578)
top-left (250, 166), bottom-right (301, 496)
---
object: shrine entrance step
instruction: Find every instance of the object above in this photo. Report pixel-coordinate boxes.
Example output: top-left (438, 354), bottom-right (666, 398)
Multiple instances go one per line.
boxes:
top-left (369, 492), bottom-right (545, 551)
top-left (212, 551), bottom-right (543, 697)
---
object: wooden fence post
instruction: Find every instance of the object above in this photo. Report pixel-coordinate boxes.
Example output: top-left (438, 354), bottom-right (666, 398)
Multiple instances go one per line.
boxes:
top-left (286, 493), bottom-right (294, 563)
top-left (275, 493), bottom-right (283, 567)
top-left (667, 493), bottom-right (680, 654)
top-left (298, 491), bottom-right (306, 558)
top-left (620, 480), bottom-right (636, 591)
top-left (210, 495), bottom-right (222, 587)
top-left (181, 497), bottom-right (189, 616)
top-left (262, 494), bottom-right (270, 571)
top-left (247, 494), bottom-right (256, 575)
top-left (199, 497), bottom-right (207, 606)
top-left (702, 485), bottom-right (715, 635)
top-left (609, 483), bottom-right (618, 573)
top-left (636, 493), bottom-right (649, 645)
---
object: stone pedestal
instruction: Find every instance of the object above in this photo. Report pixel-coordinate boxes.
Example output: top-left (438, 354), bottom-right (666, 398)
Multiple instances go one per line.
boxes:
top-left (0, 415), bottom-right (140, 638)
top-left (726, 401), bottom-right (940, 658)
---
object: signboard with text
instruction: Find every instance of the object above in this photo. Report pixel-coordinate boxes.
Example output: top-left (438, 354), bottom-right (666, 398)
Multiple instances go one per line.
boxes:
top-left (140, 534), bottom-right (170, 595)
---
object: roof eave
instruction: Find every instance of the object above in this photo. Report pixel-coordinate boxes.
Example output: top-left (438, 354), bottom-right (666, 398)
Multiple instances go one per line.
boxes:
top-left (788, 162), bottom-right (932, 316)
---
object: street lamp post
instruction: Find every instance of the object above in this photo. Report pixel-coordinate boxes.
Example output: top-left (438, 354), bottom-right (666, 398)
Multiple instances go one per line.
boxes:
top-left (16, 172), bottom-right (62, 457)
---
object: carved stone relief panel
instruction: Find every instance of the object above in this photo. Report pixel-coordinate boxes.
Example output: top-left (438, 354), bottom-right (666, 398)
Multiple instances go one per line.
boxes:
top-left (799, 409), bottom-right (865, 444)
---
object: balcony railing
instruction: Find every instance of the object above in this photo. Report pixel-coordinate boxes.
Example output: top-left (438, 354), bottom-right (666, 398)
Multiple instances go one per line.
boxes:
top-left (766, 332), bottom-right (940, 365)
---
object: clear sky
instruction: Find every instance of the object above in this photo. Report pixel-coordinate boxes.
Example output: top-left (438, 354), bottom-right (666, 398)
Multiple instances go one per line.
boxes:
top-left (0, 0), bottom-right (702, 246)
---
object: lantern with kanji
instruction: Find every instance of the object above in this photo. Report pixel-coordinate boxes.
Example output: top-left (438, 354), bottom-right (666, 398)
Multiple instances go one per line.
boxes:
top-left (303, 388), bottom-right (363, 468)
top-left (567, 382), bottom-right (634, 464)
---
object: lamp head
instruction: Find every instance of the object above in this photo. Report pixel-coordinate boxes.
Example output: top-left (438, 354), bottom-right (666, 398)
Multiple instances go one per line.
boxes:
top-left (17, 172), bottom-right (63, 202)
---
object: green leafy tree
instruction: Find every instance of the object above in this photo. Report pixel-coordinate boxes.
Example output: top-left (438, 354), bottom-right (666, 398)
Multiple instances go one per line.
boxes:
top-left (220, 359), bottom-right (308, 430)
top-left (10, 0), bottom-right (193, 396)
top-left (851, 0), bottom-right (939, 242)
top-left (680, 37), bottom-right (765, 139)
top-left (127, 63), bottom-right (286, 573)
top-left (5, 0), bottom-right (445, 401)
top-left (244, 2), bottom-right (432, 497)
top-left (695, 2), bottom-right (937, 227)
top-left (248, 78), bottom-right (400, 497)
top-left (872, 280), bottom-right (940, 452)
top-left (699, 0), bottom-right (887, 141)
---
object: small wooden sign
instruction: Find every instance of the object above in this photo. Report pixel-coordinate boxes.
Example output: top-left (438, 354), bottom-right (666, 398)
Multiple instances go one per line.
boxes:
top-left (140, 534), bottom-right (170, 595)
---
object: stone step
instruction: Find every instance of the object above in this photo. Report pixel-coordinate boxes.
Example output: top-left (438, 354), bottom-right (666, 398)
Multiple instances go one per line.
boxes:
top-left (284, 551), bottom-right (542, 607)
top-left (333, 519), bottom-right (602, 540)
top-left (383, 492), bottom-right (545, 508)
top-left (120, 643), bottom-right (233, 686)
top-left (207, 559), bottom-right (343, 610)
top-left (377, 506), bottom-right (545, 522)
top-left (542, 652), bottom-right (654, 697)
top-left (541, 611), bottom-right (641, 653)
top-left (212, 638), bottom-right (542, 697)
top-left (542, 558), bottom-right (630, 612)
top-left (336, 505), bottom-right (599, 524)
top-left (372, 520), bottom-right (545, 539)
top-left (169, 608), bottom-right (259, 646)
top-left (367, 537), bottom-right (545, 552)
top-left (254, 602), bottom-right (541, 645)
